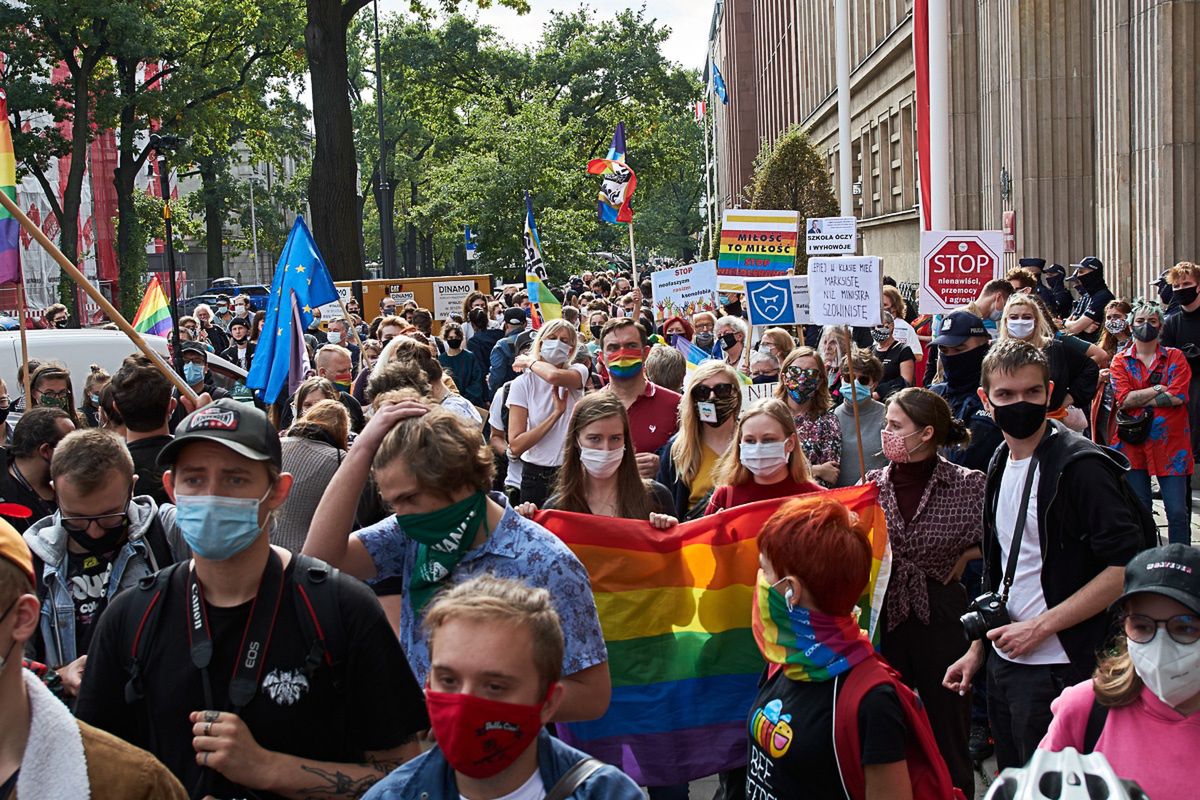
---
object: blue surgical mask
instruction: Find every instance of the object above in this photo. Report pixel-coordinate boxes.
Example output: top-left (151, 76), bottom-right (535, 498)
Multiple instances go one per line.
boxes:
top-left (840, 380), bottom-right (872, 403)
top-left (183, 362), bottom-right (205, 385)
top-left (175, 490), bottom-right (270, 560)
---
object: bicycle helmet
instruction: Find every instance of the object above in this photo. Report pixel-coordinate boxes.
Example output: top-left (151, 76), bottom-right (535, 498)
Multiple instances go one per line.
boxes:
top-left (984, 748), bottom-right (1150, 800)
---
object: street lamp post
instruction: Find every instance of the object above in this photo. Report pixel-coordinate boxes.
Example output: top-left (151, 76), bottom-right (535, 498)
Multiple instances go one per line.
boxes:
top-left (151, 133), bottom-right (184, 377)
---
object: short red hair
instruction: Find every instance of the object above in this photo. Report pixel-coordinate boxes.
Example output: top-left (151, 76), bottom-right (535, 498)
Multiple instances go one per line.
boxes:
top-left (757, 495), bottom-right (872, 616)
top-left (661, 315), bottom-right (694, 339)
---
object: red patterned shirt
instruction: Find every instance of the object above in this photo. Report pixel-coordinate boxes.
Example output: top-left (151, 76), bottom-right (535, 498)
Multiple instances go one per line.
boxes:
top-left (1110, 344), bottom-right (1194, 477)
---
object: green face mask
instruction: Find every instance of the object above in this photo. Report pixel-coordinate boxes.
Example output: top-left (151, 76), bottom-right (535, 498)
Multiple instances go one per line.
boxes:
top-left (395, 491), bottom-right (489, 612)
top-left (38, 395), bottom-right (69, 410)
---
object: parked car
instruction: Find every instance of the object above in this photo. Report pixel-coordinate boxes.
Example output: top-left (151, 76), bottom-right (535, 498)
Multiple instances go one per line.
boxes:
top-left (0, 329), bottom-right (250, 411)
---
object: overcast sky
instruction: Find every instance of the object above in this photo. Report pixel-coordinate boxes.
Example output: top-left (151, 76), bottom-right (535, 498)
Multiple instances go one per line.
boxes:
top-left (377, 0), bottom-right (709, 70)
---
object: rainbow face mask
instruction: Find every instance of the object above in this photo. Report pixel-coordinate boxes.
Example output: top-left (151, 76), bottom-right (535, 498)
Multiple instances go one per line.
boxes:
top-left (605, 346), bottom-right (645, 380)
top-left (750, 571), bottom-right (873, 682)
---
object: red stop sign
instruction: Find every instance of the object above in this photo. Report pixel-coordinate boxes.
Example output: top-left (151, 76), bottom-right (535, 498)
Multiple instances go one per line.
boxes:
top-left (922, 236), bottom-right (999, 312)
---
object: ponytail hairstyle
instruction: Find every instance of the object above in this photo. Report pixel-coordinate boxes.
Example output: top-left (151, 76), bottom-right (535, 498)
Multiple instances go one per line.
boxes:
top-left (888, 387), bottom-right (971, 451)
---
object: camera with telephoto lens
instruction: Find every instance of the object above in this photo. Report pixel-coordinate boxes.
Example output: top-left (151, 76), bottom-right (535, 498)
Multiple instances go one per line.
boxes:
top-left (960, 591), bottom-right (1011, 642)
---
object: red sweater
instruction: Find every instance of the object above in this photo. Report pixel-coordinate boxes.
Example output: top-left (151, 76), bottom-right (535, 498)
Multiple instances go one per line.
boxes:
top-left (705, 476), bottom-right (824, 514)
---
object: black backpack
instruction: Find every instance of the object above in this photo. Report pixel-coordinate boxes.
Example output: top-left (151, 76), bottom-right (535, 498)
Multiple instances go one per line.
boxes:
top-left (122, 554), bottom-right (346, 709)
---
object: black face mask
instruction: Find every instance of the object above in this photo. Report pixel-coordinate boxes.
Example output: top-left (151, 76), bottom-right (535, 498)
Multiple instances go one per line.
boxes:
top-left (1079, 270), bottom-right (1105, 293)
top-left (1046, 274), bottom-right (1064, 288)
top-left (940, 344), bottom-right (988, 392)
top-left (720, 332), bottom-right (739, 350)
top-left (990, 400), bottom-right (1048, 440)
top-left (724, 302), bottom-right (742, 317)
top-left (68, 522), bottom-right (129, 557)
top-left (0, 407), bottom-right (9, 426)
top-left (445, 337), bottom-right (463, 349)
top-left (53, 318), bottom-right (69, 329)
top-left (1132, 322), bottom-right (1160, 343)
top-left (752, 373), bottom-right (778, 385)
top-left (589, 324), bottom-right (603, 341)
top-left (695, 331), bottom-right (715, 350)
top-left (1171, 285), bottom-right (1197, 307)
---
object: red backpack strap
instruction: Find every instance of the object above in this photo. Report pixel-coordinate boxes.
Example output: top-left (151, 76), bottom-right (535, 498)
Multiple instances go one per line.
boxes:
top-left (833, 655), bottom-right (893, 800)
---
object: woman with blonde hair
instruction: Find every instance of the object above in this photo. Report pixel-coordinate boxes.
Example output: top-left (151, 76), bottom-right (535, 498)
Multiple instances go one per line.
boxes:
top-left (1040, 544), bottom-right (1200, 800)
top-left (507, 318), bottom-right (587, 506)
top-left (516, 392), bottom-right (675, 525)
top-left (705, 398), bottom-right (821, 514)
top-left (655, 360), bottom-right (741, 519)
top-left (775, 347), bottom-right (840, 486)
top-left (1000, 292), bottom-right (1098, 428)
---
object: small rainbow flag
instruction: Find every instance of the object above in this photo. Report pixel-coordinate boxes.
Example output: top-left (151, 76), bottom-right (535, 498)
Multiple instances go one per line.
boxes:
top-left (0, 89), bottom-right (21, 285)
top-left (132, 275), bottom-right (173, 337)
top-left (674, 337), bottom-right (753, 385)
top-left (523, 191), bottom-right (561, 323)
top-left (588, 122), bottom-right (637, 225)
top-left (535, 484), bottom-right (891, 786)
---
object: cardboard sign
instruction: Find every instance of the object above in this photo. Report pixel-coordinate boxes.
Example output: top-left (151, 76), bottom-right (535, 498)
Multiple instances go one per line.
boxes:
top-left (919, 230), bottom-right (1003, 314)
top-left (317, 286), bottom-right (353, 320)
top-left (744, 276), bottom-right (812, 326)
top-left (717, 209), bottom-right (800, 278)
top-left (432, 280), bottom-right (477, 320)
top-left (808, 256), bottom-right (883, 327)
top-left (742, 380), bottom-right (780, 407)
top-left (805, 216), bottom-right (857, 255)
top-left (650, 261), bottom-right (719, 321)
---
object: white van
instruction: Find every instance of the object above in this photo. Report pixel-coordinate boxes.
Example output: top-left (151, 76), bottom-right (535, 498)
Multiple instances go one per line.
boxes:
top-left (0, 329), bottom-right (248, 402)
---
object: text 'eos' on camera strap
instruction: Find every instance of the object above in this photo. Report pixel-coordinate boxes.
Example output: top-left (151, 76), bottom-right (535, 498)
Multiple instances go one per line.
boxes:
top-left (1000, 453), bottom-right (1040, 604)
top-left (186, 549), bottom-right (285, 713)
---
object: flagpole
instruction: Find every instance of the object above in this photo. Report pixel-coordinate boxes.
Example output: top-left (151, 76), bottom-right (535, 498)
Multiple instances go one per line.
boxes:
top-left (16, 276), bottom-right (30, 399)
top-left (842, 326), bottom-right (866, 480)
top-left (0, 190), bottom-right (199, 402)
top-left (626, 220), bottom-right (638, 289)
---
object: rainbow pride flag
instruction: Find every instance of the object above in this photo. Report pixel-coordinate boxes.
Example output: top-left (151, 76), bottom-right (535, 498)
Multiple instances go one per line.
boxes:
top-left (536, 484), bottom-right (891, 785)
top-left (132, 275), bottom-right (173, 336)
top-left (0, 89), bottom-right (20, 285)
top-left (523, 191), bottom-right (561, 323)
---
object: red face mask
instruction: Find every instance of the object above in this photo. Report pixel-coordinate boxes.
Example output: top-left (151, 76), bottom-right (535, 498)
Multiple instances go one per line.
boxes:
top-left (425, 687), bottom-right (550, 779)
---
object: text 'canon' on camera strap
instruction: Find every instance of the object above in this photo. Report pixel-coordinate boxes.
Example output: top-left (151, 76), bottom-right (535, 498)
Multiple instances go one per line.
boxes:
top-left (186, 549), bottom-right (286, 713)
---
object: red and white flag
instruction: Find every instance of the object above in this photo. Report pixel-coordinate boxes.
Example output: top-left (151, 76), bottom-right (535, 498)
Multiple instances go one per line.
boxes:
top-left (693, 100), bottom-right (706, 122)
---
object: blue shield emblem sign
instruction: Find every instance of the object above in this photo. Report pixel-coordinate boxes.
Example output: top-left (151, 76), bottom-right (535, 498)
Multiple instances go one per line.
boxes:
top-left (747, 279), bottom-right (795, 325)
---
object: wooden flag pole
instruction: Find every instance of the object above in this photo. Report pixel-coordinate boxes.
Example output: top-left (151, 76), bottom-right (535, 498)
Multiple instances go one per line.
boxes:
top-left (15, 279), bottom-right (30, 399)
top-left (842, 326), bottom-right (866, 481)
top-left (0, 190), bottom-right (199, 402)
top-left (335, 297), bottom-right (362, 348)
top-left (627, 220), bottom-right (638, 289)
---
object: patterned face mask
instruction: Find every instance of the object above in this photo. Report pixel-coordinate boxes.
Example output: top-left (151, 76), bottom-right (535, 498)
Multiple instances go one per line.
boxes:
top-left (782, 366), bottom-right (820, 404)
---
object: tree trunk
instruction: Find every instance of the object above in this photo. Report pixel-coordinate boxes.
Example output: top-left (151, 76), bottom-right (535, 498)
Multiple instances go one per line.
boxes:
top-left (198, 159), bottom-right (225, 283)
top-left (55, 65), bottom-right (92, 324)
top-left (113, 60), bottom-right (150, 322)
top-left (404, 180), bottom-right (419, 276)
top-left (305, 0), bottom-right (365, 281)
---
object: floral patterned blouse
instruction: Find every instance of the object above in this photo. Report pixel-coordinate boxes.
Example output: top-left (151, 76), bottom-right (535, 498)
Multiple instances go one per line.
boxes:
top-left (1110, 343), bottom-right (1194, 477)
top-left (793, 409), bottom-right (841, 481)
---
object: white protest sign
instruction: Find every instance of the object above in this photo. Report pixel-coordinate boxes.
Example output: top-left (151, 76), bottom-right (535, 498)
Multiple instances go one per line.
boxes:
top-left (741, 380), bottom-right (779, 408)
top-left (807, 256), bottom-right (883, 327)
top-left (650, 261), bottom-right (719, 321)
top-left (806, 216), bottom-right (857, 255)
top-left (919, 230), bottom-right (1004, 314)
top-left (744, 276), bottom-right (812, 326)
top-left (432, 280), bottom-right (476, 320)
top-left (317, 286), bottom-right (353, 319)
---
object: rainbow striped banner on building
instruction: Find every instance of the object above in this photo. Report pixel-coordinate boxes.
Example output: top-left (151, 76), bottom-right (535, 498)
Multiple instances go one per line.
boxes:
top-left (0, 89), bottom-right (20, 285)
top-left (535, 484), bottom-right (891, 786)
top-left (717, 209), bottom-right (800, 279)
top-left (132, 275), bottom-right (173, 336)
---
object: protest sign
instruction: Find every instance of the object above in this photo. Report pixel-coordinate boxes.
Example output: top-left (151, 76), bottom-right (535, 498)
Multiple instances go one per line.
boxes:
top-left (744, 276), bottom-right (812, 327)
top-left (317, 285), bottom-right (353, 319)
top-left (717, 209), bottom-right (800, 278)
top-left (919, 230), bottom-right (1003, 313)
top-left (808, 256), bottom-right (882, 327)
top-left (650, 260), bottom-right (719, 321)
top-left (432, 280), bottom-right (477, 320)
top-left (805, 216), bottom-right (857, 255)
top-left (742, 380), bottom-right (779, 407)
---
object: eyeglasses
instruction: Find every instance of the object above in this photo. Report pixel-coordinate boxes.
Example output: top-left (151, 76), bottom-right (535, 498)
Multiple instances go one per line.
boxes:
top-left (60, 495), bottom-right (132, 534)
top-left (784, 366), bottom-right (821, 381)
top-left (38, 389), bottom-right (71, 400)
top-left (692, 383), bottom-right (737, 401)
top-left (1123, 612), bottom-right (1200, 646)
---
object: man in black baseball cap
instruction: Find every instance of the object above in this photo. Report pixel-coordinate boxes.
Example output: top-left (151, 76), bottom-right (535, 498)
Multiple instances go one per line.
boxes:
top-left (169, 342), bottom-right (229, 432)
top-left (77, 397), bottom-right (428, 798)
top-left (1040, 263), bottom-right (1074, 319)
top-left (929, 311), bottom-right (1001, 472)
top-left (1064, 256), bottom-right (1114, 342)
top-left (486, 306), bottom-right (533, 400)
top-left (1017, 257), bottom-right (1061, 313)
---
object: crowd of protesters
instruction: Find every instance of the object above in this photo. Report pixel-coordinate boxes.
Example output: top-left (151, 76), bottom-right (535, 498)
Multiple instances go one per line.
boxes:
top-left (0, 255), bottom-right (1195, 799)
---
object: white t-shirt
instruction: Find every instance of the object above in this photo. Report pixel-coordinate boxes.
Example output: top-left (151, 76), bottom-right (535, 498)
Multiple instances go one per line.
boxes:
top-left (489, 384), bottom-right (523, 490)
top-left (892, 318), bottom-right (923, 359)
top-left (462, 768), bottom-right (545, 800)
top-left (992, 455), bottom-right (1070, 665)
top-left (506, 364), bottom-right (588, 467)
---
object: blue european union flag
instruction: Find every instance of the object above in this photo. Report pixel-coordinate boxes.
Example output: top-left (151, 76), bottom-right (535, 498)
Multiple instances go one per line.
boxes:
top-left (245, 217), bottom-right (338, 404)
top-left (711, 63), bottom-right (729, 105)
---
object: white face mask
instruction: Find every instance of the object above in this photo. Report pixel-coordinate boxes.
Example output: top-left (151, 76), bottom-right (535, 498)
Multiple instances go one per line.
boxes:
top-left (1007, 318), bottom-right (1037, 339)
top-left (540, 339), bottom-right (571, 366)
top-left (739, 441), bottom-right (789, 476)
top-left (579, 446), bottom-right (624, 479)
top-left (327, 330), bottom-right (342, 345)
top-left (1128, 633), bottom-right (1200, 708)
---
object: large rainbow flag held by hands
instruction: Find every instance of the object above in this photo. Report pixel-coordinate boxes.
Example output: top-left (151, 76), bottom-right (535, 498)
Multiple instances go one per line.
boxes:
top-left (0, 88), bottom-right (21, 285)
top-left (535, 484), bottom-right (891, 786)
top-left (132, 275), bottom-right (173, 336)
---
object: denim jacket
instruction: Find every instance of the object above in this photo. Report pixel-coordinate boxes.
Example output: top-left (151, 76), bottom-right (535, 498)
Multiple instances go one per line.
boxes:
top-left (23, 496), bottom-right (187, 667)
top-left (362, 730), bottom-right (643, 800)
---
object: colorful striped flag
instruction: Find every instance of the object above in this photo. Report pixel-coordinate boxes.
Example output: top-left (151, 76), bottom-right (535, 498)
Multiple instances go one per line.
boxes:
top-left (588, 122), bottom-right (637, 225)
top-left (674, 337), bottom-right (753, 385)
top-left (132, 275), bottom-right (173, 337)
top-left (523, 191), bottom-right (561, 323)
top-left (535, 484), bottom-right (891, 786)
top-left (0, 88), bottom-right (21, 285)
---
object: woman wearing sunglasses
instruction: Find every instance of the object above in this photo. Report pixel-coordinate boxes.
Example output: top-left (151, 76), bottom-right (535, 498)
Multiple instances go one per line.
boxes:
top-left (1040, 544), bottom-right (1200, 800)
top-left (775, 347), bottom-right (841, 487)
top-left (705, 398), bottom-right (822, 515)
top-left (656, 360), bottom-right (742, 519)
